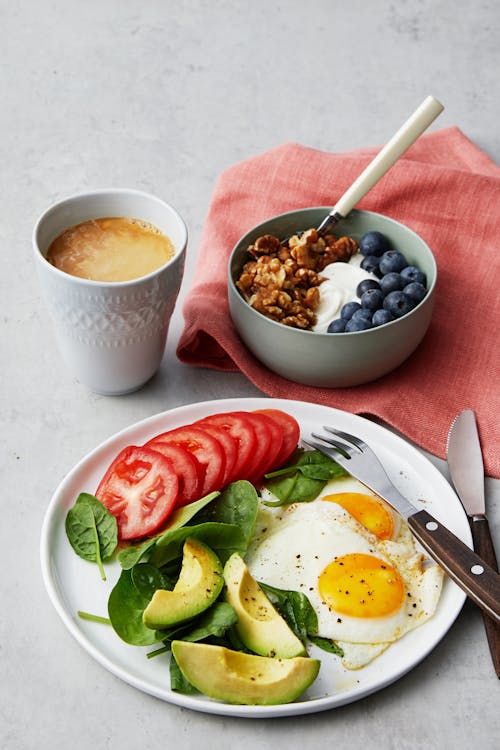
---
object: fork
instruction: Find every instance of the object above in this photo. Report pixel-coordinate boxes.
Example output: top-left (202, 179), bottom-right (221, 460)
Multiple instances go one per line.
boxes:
top-left (305, 427), bottom-right (500, 623)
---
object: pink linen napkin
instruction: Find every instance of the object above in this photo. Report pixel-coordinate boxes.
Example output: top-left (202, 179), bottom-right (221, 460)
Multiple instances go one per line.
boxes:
top-left (177, 127), bottom-right (500, 477)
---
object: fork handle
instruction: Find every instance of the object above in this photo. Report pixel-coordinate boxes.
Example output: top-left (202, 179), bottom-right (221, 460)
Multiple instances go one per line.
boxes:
top-left (408, 509), bottom-right (500, 623)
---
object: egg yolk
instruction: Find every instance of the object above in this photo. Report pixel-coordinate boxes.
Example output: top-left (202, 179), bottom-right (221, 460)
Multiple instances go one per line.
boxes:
top-left (322, 492), bottom-right (394, 540)
top-left (318, 553), bottom-right (405, 618)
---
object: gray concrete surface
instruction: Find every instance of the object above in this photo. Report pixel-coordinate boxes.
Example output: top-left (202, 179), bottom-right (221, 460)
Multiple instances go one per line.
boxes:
top-left (2, 1), bottom-right (499, 748)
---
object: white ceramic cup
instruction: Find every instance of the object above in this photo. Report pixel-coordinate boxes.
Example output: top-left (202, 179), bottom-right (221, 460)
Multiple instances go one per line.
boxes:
top-left (33, 188), bottom-right (187, 395)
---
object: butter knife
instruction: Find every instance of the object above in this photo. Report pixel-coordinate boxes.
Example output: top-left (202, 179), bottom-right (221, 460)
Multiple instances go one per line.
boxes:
top-left (447, 409), bottom-right (500, 678)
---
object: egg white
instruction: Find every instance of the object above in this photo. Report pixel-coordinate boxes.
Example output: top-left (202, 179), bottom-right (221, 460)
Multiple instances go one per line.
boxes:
top-left (248, 477), bottom-right (443, 668)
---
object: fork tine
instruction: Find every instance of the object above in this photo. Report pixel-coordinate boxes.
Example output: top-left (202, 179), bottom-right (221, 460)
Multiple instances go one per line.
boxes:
top-left (303, 438), bottom-right (350, 464)
top-left (310, 432), bottom-right (353, 460)
top-left (323, 426), bottom-right (365, 451)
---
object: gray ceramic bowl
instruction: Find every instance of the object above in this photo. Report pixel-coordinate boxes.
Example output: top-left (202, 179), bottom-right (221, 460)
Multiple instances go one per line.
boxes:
top-left (228, 208), bottom-right (437, 387)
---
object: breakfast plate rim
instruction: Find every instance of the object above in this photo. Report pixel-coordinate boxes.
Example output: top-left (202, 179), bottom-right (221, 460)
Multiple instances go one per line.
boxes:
top-left (40, 397), bottom-right (471, 718)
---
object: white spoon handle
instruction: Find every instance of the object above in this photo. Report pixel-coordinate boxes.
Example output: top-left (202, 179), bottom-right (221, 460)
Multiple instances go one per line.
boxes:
top-left (332, 95), bottom-right (444, 218)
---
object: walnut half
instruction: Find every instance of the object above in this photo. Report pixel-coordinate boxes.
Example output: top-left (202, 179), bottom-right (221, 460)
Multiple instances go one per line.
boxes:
top-left (235, 228), bottom-right (359, 330)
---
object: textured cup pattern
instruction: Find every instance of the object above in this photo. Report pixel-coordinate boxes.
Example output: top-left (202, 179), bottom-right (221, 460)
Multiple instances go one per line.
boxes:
top-left (43, 274), bottom-right (173, 347)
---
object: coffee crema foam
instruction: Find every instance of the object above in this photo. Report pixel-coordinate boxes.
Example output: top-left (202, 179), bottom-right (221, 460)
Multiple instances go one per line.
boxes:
top-left (46, 217), bottom-right (175, 282)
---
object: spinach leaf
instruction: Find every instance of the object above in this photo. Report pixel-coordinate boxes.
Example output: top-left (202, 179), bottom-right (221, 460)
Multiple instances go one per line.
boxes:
top-left (146, 623), bottom-right (195, 657)
top-left (117, 537), bottom-right (159, 571)
top-left (65, 493), bottom-right (118, 580)
top-left (193, 481), bottom-right (258, 550)
top-left (151, 602), bottom-right (238, 648)
top-left (222, 626), bottom-right (253, 654)
top-left (263, 451), bottom-right (347, 506)
top-left (181, 602), bottom-right (237, 642)
top-left (107, 569), bottom-right (159, 646)
top-left (131, 563), bottom-right (173, 599)
top-left (166, 604), bottom-right (238, 693)
top-left (147, 603), bottom-right (239, 659)
top-left (117, 491), bottom-right (219, 570)
top-left (149, 522), bottom-right (246, 568)
top-left (170, 654), bottom-right (197, 694)
top-left (259, 582), bottom-right (318, 642)
top-left (308, 635), bottom-right (344, 657)
top-left (150, 481), bottom-right (259, 567)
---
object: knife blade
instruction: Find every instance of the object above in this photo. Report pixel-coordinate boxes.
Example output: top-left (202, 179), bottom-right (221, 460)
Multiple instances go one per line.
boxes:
top-left (447, 409), bottom-right (500, 678)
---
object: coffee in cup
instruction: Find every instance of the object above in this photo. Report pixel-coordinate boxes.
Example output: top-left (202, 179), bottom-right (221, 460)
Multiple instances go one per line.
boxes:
top-left (46, 216), bottom-right (176, 282)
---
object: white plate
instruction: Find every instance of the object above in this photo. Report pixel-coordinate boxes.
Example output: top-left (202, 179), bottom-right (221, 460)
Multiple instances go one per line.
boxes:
top-left (40, 398), bottom-right (471, 718)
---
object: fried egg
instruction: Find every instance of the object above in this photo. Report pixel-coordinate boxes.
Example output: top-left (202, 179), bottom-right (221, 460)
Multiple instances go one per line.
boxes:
top-left (247, 476), bottom-right (443, 668)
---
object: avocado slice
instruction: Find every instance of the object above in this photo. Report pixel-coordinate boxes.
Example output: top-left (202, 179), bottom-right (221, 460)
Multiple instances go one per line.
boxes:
top-left (143, 538), bottom-right (223, 630)
top-left (171, 641), bottom-right (320, 705)
top-left (223, 553), bottom-right (306, 658)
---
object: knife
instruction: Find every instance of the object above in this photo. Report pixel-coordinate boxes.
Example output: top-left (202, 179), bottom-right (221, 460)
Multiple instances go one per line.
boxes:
top-left (447, 409), bottom-right (500, 678)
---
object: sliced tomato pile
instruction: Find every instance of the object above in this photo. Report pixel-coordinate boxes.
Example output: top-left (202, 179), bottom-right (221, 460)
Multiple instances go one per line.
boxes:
top-left (147, 425), bottom-right (226, 500)
top-left (95, 409), bottom-right (300, 540)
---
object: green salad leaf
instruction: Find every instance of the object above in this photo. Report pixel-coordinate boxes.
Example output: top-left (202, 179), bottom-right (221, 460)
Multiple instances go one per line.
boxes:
top-left (65, 493), bottom-right (118, 580)
top-left (117, 537), bottom-right (158, 571)
top-left (167, 603), bottom-right (239, 693)
top-left (259, 582), bottom-right (318, 642)
top-left (131, 563), bottom-right (174, 599)
top-left (117, 491), bottom-right (220, 570)
top-left (170, 654), bottom-right (197, 693)
top-left (149, 481), bottom-right (259, 567)
top-left (263, 450), bottom-right (347, 506)
top-left (181, 602), bottom-right (238, 642)
top-left (149, 522), bottom-right (247, 568)
top-left (108, 569), bottom-right (159, 646)
top-left (308, 635), bottom-right (344, 656)
top-left (147, 603), bottom-right (238, 659)
top-left (193, 481), bottom-right (258, 549)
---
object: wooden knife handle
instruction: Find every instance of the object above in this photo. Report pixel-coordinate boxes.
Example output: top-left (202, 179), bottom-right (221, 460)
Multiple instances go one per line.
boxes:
top-left (471, 517), bottom-right (500, 678)
top-left (407, 509), bottom-right (500, 623)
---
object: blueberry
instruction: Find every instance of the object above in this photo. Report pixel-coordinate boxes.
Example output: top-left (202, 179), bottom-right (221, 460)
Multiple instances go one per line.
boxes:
top-left (356, 278), bottom-right (380, 297)
top-left (327, 318), bottom-right (347, 333)
top-left (372, 308), bottom-right (394, 327)
top-left (383, 290), bottom-right (415, 318)
top-left (379, 272), bottom-right (405, 295)
top-left (340, 301), bottom-right (361, 320)
top-left (360, 255), bottom-right (380, 276)
top-left (351, 308), bottom-right (373, 324)
top-left (360, 288), bottom-right (384, 311)
top-left (403, 282), bottom-right (427, 305)
top-left (359, 231), bottom-right (389, 257)
top-left (401, 265), bottom-right (426, 286)
top-left (379, 250), bottom-right (408, 275)
top-left (345, 316), bottom-right (373, 332)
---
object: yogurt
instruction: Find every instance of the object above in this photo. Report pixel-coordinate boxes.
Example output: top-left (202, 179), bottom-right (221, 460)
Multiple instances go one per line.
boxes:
top-left (312, 254), bottom-right (377, 333)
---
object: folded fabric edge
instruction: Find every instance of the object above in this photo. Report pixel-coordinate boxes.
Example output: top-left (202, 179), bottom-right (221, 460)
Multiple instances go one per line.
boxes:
top-left (219, 127), bottom-right (500, 182)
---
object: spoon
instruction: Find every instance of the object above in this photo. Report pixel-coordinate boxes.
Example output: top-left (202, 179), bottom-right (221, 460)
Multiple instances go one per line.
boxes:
top-left (311, 95), bottom-right (444, 238)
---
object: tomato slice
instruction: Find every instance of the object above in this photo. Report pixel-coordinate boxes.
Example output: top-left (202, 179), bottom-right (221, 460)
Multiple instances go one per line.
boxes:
top-left (95, 445), bottom-right (179, 540)
top-left (241, 412), bottom-right (282, 481)
top-left (150, 425), bottom-right (225, 496)
top-left (246, 411), bottom-right (284, 479)
top-left (253, 409), bottom-right (300, 469)
top-left (144, 440), bottom-right (202, 506)
top-left (192, 422), bottom-right (238, 486)
top-left (196, 412), bottom-right (257, 479)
